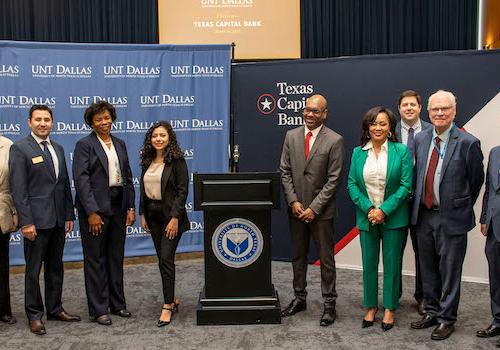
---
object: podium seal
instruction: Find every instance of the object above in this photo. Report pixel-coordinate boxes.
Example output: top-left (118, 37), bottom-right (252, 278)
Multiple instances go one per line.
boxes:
top-left (212, 218), bottom-right (263, 268)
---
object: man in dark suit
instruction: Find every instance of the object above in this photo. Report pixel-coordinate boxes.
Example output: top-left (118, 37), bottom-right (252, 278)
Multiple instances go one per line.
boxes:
top-left (476, 146), bottom-right (500, 345)
top-left (9, 105), bottom-right (80, 336)
top-left (395, 90), bottom-right (432, 315)
top-left (279, 94), bottom-right (345, 327)
top-left (409, 90), bottom-right (484, 340)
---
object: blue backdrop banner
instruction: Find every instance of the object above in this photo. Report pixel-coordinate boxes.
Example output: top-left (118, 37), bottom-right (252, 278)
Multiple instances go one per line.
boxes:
top-left (0, 41), bottom-right (231, 265)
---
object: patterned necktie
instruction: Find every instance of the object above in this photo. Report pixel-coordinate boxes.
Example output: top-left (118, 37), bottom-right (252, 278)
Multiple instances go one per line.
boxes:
top-left (424, 136), bottom-right (440, 209)
top-left (305, 131), bottom-right (312, 160)
top-left (41, 141), bottom-right (56, 178)
top-left (407, 127), bottom-right (415, 158)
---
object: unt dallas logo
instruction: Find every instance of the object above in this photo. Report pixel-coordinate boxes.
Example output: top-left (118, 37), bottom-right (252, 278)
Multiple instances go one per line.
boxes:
top-left (212, 218), bottom-right (263, 268)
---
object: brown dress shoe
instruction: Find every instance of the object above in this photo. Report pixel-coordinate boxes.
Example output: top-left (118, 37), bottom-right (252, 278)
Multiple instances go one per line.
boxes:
top-left (29, 319), bottom-right (46, 335)
top-left (47, 310), bottom-right (81, 322)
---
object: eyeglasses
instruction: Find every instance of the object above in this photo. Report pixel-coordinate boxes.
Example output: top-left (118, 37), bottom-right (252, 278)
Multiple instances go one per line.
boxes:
top-left (303, 107), bottom-right (325, 115)
top-left (430, 106), bottom-right (452, 113)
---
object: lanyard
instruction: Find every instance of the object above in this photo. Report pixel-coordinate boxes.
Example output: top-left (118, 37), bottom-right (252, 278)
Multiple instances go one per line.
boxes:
top-left (432, 125), bottom-right (453, 160)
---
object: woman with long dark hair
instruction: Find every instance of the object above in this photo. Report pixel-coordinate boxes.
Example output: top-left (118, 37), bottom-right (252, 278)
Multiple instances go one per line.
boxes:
top-left (139, 121), bottom-right (189, 327)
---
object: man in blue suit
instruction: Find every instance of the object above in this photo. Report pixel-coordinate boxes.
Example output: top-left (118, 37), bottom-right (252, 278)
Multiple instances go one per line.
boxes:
top-left (409, 90), bottom-right (484, 340)
top-left (9, 105), bottom-right (81, 336)
top-left (395, 90), bottom-right (432, 315)
top-left (476, 146), bottom-right (500, 345)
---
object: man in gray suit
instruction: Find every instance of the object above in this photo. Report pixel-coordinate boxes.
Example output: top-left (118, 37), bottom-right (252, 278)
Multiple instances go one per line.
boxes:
top-left (9, 105), bottom-right (81, 335)
top-left (410, 90), bottom-right (484, 340)
top-left (395, 90), bottom-right (432, 315)
top-left (279, 94), bottom-right (345, 327)
top-left (476, 146), bottom-right (500, 344)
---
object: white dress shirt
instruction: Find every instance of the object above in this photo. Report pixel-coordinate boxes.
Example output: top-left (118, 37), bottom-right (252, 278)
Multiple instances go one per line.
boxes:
top-left (424, 124), bottom-right (453, 206)
top-left (304, 124), bottom-right (323, 153)
top-left (31, 132), bottom-right (59, 179)
top-left (362, 140), bottom-right (388, 208)
top-left (400, 119), bottom-right (423, 145)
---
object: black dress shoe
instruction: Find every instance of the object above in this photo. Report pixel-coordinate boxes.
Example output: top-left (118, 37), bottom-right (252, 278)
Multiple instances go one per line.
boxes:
top-left (29, 319), bottom-right (46, 335)
top-left (90, 314), bottom-right (112, 326)
top-left (112, 309), bottom-right (132, 318)
top-left (320, 307), bottom-right (336, 327)
top-left (47, 310), bottom-right (81, 322)
top-left (431, 323), bottom-right (455, 340)
top-left (0, 315), bottom-right (17, 324)
top-left (280, 299), bottom-right (306, 318)
top-left (411, 314), bottom-right (438, 329)
top-left (477, 324), bottom-right (500, 338)
top-left (362, 319), bottom-right (374, 328)
top-left (381, 322), bottom-right (394, 331)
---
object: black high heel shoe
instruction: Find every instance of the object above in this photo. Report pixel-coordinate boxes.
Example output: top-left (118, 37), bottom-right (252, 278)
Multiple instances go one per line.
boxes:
top-left (381, 310), bottom-right (394, 331)
top-left (172, 299), bottom-right (181, 314)
top-left (362, 307), bottom-right (378, 328)
top-left (157, 306), bottom-right (174, 327)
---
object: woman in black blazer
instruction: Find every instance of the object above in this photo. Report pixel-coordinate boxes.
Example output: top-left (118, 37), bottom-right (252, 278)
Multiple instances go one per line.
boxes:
top-left (139, 121), bottom-right (189, 327)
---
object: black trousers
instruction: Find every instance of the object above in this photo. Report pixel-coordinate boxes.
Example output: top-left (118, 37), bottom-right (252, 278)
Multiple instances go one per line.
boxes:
top-left (80, 188), bottom-right (127, 317)
top-left (400, 225), bottom-right (423, 301)
top-left (289, 215), bottom-right (337, 307)
top-left (416, 208), bottom-right (467, 325)
top-left (23, 225), bottom-right (65, 320)
top-left (145, 200), bottom-right (182, 304)
top-left (0, 232), bottom-right (12, 317)
top-left (485, 227), bottom-right (500, 327)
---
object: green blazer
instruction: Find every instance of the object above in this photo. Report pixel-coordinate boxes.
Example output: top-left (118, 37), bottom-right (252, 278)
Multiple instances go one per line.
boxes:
top-left (347, 141), bottom-right (413, 232)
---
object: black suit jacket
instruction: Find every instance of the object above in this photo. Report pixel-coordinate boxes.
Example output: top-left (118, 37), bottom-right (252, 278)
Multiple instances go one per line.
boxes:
top-left (139, 158), bottom-right (190, 233)
top-left (9, 135), bottom-right (74, 229)
top-left (73, 132), bottom-right (135, 216)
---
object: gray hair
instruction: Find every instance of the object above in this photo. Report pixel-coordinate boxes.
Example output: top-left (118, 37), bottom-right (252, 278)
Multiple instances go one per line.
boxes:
top-left (427, 90), bottom-right (457, 110)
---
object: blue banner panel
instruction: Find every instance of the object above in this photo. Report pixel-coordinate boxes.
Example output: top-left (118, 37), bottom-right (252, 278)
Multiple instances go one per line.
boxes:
top-left (232, 49), bottom-right (500, 261)
top-left (0, 41), bottom-right (231, 265)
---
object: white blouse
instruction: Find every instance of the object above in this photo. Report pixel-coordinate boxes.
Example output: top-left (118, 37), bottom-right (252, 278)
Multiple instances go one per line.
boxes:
top-left (97, 136), bottom-right (123, 187)
top-left (362, 140), bottom-right (388, 208)
top-left (144, 162), bottom-right (165, 200)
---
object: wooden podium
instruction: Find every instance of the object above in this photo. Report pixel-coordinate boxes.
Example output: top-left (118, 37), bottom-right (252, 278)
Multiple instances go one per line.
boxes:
top-left (194, 172), bottom-right (281, 325)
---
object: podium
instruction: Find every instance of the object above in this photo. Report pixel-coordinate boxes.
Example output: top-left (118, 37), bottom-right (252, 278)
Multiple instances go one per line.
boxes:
top-left (194, 172), bottom-right (281, 325)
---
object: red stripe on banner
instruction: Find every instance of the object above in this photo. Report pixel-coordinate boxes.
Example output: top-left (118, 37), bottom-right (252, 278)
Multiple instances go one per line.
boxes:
top-left (313, 227), bottom-right (359, 266)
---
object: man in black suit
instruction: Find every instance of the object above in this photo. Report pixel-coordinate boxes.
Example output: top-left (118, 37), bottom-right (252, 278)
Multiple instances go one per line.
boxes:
top-left (9, 105), bottom-right (80, 335)
top-left (476, 146), bottom-right (500, 345)
top-left (395, 90), bottom-right (432, 315)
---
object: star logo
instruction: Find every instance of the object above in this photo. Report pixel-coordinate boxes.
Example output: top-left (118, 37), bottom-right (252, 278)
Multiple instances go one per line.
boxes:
top-left (256, 93), bottom-right (276, 115)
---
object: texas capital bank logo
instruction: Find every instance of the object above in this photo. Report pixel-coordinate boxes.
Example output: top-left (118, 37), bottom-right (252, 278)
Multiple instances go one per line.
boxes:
top-left (256, 82), bottom-right (313, 126)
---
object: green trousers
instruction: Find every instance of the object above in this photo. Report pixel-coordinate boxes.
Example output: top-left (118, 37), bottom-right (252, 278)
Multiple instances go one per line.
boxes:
top-left (360, 226), bottom-right (405, 310)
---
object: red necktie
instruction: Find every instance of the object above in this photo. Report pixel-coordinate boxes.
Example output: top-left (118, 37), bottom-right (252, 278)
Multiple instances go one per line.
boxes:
top-left (424, 136), bottom-right (441, 209)
top-left (305, 131), bottom-right (312, 160)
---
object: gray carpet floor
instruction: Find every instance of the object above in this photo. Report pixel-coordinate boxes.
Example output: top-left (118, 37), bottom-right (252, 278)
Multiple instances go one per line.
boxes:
top-left (0, 259), bottom-right (494, 350)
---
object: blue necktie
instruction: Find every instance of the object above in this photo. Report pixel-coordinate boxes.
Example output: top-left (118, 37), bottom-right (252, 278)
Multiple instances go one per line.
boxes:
top-left (407, 127), bottom-right (415, 158)
top-left (41, 141), bottom-right (56, 179)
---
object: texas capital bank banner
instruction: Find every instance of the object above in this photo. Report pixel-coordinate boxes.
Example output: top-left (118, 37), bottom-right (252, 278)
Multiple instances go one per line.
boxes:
top-left (0, 41), bottom-right (231, 265)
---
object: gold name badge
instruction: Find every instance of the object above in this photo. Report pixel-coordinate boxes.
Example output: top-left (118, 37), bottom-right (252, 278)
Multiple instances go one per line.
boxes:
top-left (32, 156), bottom-right (44, 164)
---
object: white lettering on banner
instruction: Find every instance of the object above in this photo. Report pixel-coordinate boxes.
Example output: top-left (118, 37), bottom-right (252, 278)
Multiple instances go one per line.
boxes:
top-left (170, 65), bottom-right (224, 78)
top-left (31, 64), bottom-right (92, 78)
top-left (256, 81), bottom-right (314, 126)
top-left (126, 226), bottom-right (149, 238)
top-left (103, 65), bottom-right (160, 78)
top-left (132, 177), bottom-right (140, 188)
top-left (190, 221), bottom-right (204, 231)
top-left (140, 94), bottom-right (195, 108)
top-left (9, 233), bottom-right (22, 245)
top-left (0, 95), bottom-right (55, 109)
top-left (0, 123), bottom-right (21, 133)
top-left (185, 202), bottom-right (194, 212)
top-left (200, 0), bottom-right (253, 8)
top-left (69, 96), bottom-right (128, 108)
top-left (0, 64), bottom-right (20, 77)
top-left (184, 148), bottom-right (194, 159)
top-left (65, 230), bottom-right (81, 241)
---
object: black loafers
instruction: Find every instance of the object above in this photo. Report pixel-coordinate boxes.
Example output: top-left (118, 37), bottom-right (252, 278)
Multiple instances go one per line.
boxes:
top-left (280, 298), bottom-right (306, 318)
top-left (477, 324), bottom-right (500, 338)
top-left (431, 323), bottom-right (455, 340)
top-left (90, 314), bottom-right (112, 326)
top-left (0, 314), bottom-right (17, 324)
top-left (112, 309), bottom-right (132, 318)
top-left (411, 314), bottom-right (438, 329)
top-left (320, 307), bottom-right (336, 327)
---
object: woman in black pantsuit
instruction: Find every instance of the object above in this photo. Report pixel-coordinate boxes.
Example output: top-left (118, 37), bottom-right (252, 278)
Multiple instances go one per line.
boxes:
top-left (139, 121), bottom-right (189, 327)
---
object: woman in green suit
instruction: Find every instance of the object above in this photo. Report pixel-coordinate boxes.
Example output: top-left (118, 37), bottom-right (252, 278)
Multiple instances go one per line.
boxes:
top-left (347, 106), bottom-right (412, 331)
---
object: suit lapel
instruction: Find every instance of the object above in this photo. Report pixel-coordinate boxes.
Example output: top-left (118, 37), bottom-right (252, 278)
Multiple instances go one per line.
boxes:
top-left (305, 126), bottom-right (324, 167)
top-left (417, 129), bottom-right (433, 184)
top-left (161, 162), bottom-right (173, 196)
top-left (494, 151), bottom-right (500, 191)
top-left (439, 127), bottom-right (458, 184)
top-left (385, 142), bottom-right (395, 187)
top-left (90, 132), bottom-right (109, 175)
top-left (294, 126), bottom-right (306, 166)
top-left (357, 148), bottom-right (368, 192)
top-left (52, 142), bottom-right (64, 182)
top-left (27, 135), bottom-right (56, 181)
